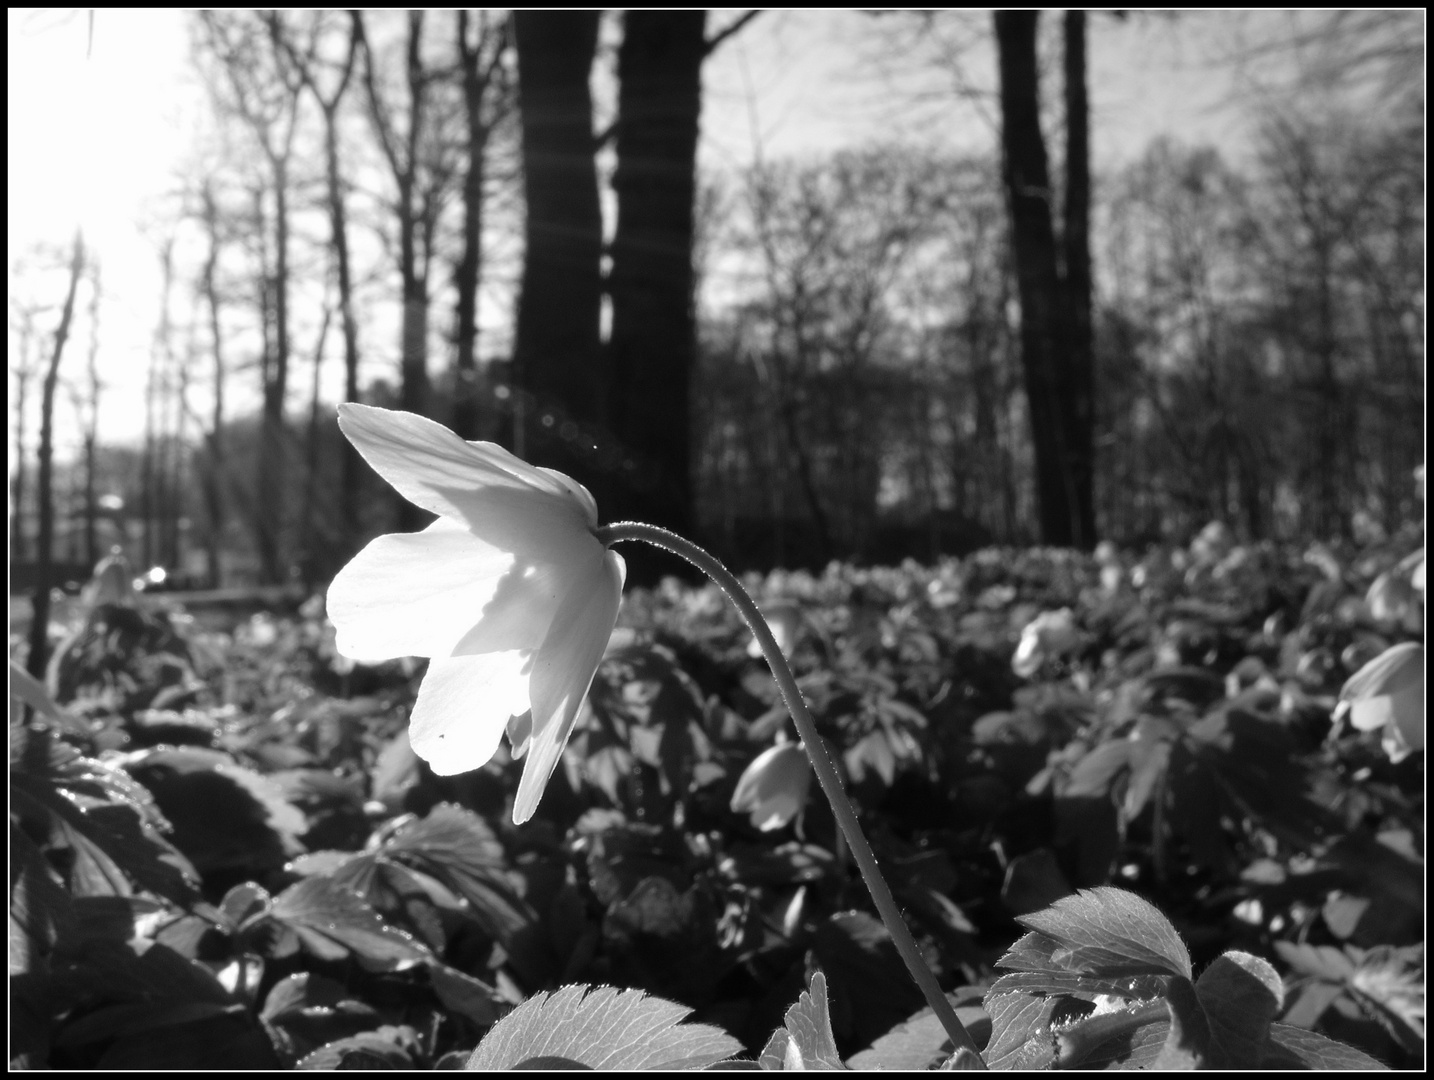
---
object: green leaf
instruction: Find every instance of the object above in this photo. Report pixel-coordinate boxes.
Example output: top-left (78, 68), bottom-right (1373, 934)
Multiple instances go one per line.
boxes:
top-left (296, 1026), bottom-right (417, 1070)
top-left (269, 877), bottom-right (431, 971)
top-left (9, 822), bottom-right (76, 971)
top-left (428, 962), bottom-right (509, 1027)
top-left (1051, 999), bottom-right (1172, 1069)
top-left (9, 660), bottom-right (90, 737)
top-left (1273, 941), bottom-right (1357, 981)
top-left (93, 1011), bottom-right (280, 1069)
top-left (1011, 887), bottom-right (1192, 979)
top-left (1196, 950), bottom-right (1282, 1068)
top-left (811, 911), bottom-right (924, 1051)
top-left (847, 1001), bottom-right (991, 1070)
top-left (381, 804), bottom-right (534, 944)
top-left (465, 984), bottom-right (741, 1070)
top-left (1152, 975), bottom-right (1209, 1068)
top-left (765, 970), bottom-right (844, 1070)
top-left (11, 776), bottom-right (199, 905)
top-left (1263, 1022), bottom-right (1391, 1070)
top-left (979, 991), bottom-right (1068, 1070)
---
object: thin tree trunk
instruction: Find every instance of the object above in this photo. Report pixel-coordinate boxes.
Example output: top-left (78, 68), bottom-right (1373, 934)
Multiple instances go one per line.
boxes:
top-left (28, 232), bottom-right (85, 678)
top-left (201, 181), bottom-right (228, 589)
top-left (81, 261), bottom-right (102, 569)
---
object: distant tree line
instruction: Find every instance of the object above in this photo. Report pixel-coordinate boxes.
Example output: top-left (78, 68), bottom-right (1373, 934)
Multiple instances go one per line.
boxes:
top-left (10, 11), bottom-right (1424, 618)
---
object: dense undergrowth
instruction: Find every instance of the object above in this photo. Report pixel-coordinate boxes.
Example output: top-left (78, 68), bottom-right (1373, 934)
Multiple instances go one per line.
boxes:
top-left (10, 527), bottom-right (1423, 1068)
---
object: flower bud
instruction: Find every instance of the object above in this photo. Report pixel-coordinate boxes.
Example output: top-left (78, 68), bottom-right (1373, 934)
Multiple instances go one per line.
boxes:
top-left (1336, 642), bottom-right (1424, 762)
top-left (730, 742), bottom-right (811, 832)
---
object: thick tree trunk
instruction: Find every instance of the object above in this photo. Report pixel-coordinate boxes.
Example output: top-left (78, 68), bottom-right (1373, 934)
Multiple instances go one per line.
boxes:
top-left (994, 10), bottom-right (1087, 548)
top-left (511, 11), bottom-right (604, 488)
top-left (27, 232), bottom-right (85, 678)
top-left (605, 11), bottom-right (706, 544)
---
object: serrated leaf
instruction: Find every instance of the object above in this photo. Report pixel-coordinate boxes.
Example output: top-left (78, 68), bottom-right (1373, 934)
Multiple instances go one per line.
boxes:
top-left (381, 804), bottom-right (534, 944)
top-left (269, 877), bottom-right (430, 970)
top-left (428, 962), bottom-right (509, 1027)
top-left (1264, 1022), bottom-right (1390, 1069)
top-left (297, 1026), bottom-right (416, 1069)
top-left (979, 992), bottom-right (1066, 1070)
top-left (1056, 1003), bottom-right (1173, 1069)
top-left (847, 1002), bottom-right (991, 1070)
top-left (811, 911), bottom-right (924, 1051)
top-left (260, 972), bottom-right (351, 1023)
top-left (10, 822), bottom-right (76, 971)
top-left (1195, 950), bottom-right (1282, 1068)
top-left (775, 970), bottom-right (844, 1069)
top-left (465, 984), bottom-right (741, 1070)
top-left (988, 968), bottom-right (1168, 1001)
top-left (1013, 887), bottom-right (1191, 979)
top-left (11, 777), bottom-right (199, 905)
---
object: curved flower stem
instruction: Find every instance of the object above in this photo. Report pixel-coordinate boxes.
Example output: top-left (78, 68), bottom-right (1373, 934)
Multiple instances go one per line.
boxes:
top-left (596, 521), bottom-right (980, 1058)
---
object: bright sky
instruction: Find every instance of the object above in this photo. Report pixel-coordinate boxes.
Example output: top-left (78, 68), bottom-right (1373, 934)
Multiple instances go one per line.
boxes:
top-left (8, 10), bottom-right (1299, 457)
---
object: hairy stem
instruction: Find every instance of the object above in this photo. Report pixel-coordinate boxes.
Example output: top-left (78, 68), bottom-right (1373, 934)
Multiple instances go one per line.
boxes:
top-left (595, 521), bottom-right (980, 1058)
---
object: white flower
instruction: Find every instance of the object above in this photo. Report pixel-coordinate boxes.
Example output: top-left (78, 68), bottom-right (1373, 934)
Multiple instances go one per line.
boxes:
top-left (730, 742), bottom-right (811, 832)
top-left (1336, 642), bottom-right (1424, 763)
top-left (1012, 607), bottom-right (1080, 678)
top-left (326, 404), bottom-right (625, 824)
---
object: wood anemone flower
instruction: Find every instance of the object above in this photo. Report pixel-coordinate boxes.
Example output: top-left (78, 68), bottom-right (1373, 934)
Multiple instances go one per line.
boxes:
top-left (730, 741), bottom-right (811, 832)
top-left (326, 403), bottom-right (626, 823)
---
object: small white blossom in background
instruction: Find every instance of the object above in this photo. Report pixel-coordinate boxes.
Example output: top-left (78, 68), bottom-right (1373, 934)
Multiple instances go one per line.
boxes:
top-left (1334, 642), bottom-right (1424, 763)
top-left (747, 602), bottom-right (803, 659)
top-left (1012, 607), bottom-right (1081, 679)
top-left (325, 404), bottom-right (625, 824)
top-left (730, 741), bottom-right (811, 832)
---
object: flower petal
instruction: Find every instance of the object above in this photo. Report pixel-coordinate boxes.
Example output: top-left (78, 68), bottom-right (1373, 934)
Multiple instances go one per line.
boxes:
top-left (327, 518), bottom-right (515, 661)
top-left (338, 404), bottom-right (599, 562)
top-left (409, 652), bottom-right (533, 775)
top-left (511, 549), bottom-right (626, 824)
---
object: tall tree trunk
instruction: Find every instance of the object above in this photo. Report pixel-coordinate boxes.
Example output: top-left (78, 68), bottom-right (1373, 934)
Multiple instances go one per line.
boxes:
top-left (511, 11), bottom-right (604, 488)
top-left (81, 260), bottom-right (102, 569)
top-left (201, 182), bottom-right (227, 589)
top-left (1061, 10), bottom-right (1097, 547)
top-left (258, 157), bottom-right (292, 580)
top-left (324, 46), bottom-right (362, 543)
top-left (11, 313), bottom-right (35, 564)
top-left (994, 10), bottom-right (1083, 547)
top-left (28, 232), bottom-right (85, 678)
top-left (605, 11), bottom-right (706, 548)
top-left (453, 11), bottom-right (509, 441)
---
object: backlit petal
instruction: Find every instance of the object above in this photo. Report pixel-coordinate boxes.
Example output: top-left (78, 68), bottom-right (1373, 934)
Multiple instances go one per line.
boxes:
top-left (327, 518), bottom-right (513, 661)
top-left (338, 404), bottom-right (599, 562)
top-left (409, 652), bottom-right (532, 775)
top-left (512, 549), bottom-right (626, 823)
